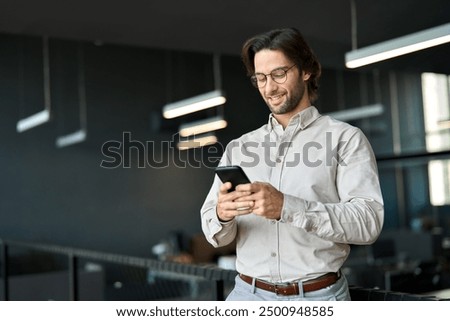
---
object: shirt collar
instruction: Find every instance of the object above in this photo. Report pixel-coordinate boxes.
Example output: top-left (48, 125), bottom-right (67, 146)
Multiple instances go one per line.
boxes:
top-left (268, 106), bottom-right (322, 131)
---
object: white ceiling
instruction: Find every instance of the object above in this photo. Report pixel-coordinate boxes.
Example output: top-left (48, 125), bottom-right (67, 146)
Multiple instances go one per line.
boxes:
top-left (1, 0), bottom-right (449, 72)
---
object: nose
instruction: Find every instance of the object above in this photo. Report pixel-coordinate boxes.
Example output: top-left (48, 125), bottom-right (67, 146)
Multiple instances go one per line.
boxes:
top-left (263, 76), bottom-right (278, 95)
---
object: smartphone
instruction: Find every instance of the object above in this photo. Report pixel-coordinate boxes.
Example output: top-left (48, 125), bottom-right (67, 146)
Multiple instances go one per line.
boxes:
top-left (215, 165), bottom-right (251, 192)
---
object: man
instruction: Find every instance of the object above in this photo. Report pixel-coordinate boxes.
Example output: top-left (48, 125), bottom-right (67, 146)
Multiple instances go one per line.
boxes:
top-left (200, 27), bottom-right (384, 300)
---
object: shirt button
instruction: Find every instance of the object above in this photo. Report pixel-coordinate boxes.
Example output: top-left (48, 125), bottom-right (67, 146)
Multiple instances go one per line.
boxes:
top-left (271, 220), bottom-right (276, 224)
top-left (276, 158), bottom-right (282, 163)
top-left (271, 252), bottom-right (277, 257)
top-left (287, 216), bottom-right (293, 223)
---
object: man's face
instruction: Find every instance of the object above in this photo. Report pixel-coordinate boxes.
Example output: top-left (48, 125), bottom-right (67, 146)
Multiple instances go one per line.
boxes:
top-left (254, 49), bottom-right (310, 115)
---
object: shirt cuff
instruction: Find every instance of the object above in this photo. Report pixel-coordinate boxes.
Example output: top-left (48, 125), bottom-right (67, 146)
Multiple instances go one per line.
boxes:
top-left (280, 194), bottom-right (305, 222)
top-left (280, 194), bottom-right (317, 232)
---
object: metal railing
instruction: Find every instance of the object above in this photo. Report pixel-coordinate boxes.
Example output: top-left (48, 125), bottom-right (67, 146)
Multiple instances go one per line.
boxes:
top-left (0, 239), bottom-right (237, 301)
top-left (0, 239), bottom-right (446, 301)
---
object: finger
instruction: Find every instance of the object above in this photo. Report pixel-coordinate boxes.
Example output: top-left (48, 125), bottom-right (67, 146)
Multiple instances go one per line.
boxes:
top-left (234, 193), bottom-right (256, 202)
top-left (234, 207), bottom-right (253, 215)
top-left (233, 200), bottom-right (254, 211)
top-left (234, 183), bottom-right (254, 193)
top-left (219, 182), bottom-right (233, 194)
top-left (217, 209), bottom-right (238, 222)
top-left (249, 199), bottom-right (263, 214)
top-left (219, 198), bottom-right (254, 213)
top-left (220, 192), bottom-right (252, 206)
top-left (218, 199), bottom-right (238, 211)
top-left (233, 191), bottom-right (252, 201)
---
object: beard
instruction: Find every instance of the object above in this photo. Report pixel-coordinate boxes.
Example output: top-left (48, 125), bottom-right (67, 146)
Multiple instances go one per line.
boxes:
top-left (265, 80), bottom-right (306, 115)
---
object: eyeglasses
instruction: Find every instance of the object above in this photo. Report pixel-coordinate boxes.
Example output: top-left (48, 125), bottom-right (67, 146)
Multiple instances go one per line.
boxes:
top-left (250, 64), bottom-right (296, 88)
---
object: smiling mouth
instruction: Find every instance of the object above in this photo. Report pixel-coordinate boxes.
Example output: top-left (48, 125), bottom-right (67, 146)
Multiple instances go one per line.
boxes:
top-left (268, 93), bottom-right (285, 104)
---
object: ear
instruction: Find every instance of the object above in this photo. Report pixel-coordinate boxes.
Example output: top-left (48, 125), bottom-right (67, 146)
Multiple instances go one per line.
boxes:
top-left (303, 72), bottom-right (311, 81)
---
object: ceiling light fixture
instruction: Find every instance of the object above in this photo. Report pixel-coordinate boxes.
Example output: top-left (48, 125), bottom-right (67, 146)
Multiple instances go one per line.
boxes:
top-left (16, 36), bottom-right (51, 132)
top-left (17, 109), bottom-right (51, 132)
top-left (56, 43), bottom-right (88, 148)
top-left (179, 115), bottom-right (227, 137)
top-left (162, 89), bottom-right (226, 119)
top-left (345, 23), bottom-right (450, 69)
top-left (56, 129), bottom-right (87, 148)
top-left (437, 119), bottom-right (450, 129)
top-left (177, 133), bottom-right (218, 150)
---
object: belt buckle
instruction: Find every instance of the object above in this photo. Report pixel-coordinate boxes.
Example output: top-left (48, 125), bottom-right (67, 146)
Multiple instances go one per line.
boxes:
top-left (274, 284), bottom-right (291, 296)
top-left (273, 284), bottom-right (284, 295)
top-left (274, 284), bottom-right (282, 295)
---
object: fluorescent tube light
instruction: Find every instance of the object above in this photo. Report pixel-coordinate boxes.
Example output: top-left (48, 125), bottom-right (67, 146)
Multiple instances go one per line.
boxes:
top-left (327, 104), bottom-right (384, 121)
top-left (177, 134), bottom-right (218, 150)
top-left (56, 129), bottom-right (87, 148)
top-left (162, 89), bottom-right (226, 119)
top-left (345, 23), bottom-right (450, 68)
top-left (16, 109), bottom-right (51, 132)
top-left (179, 115), bottom-right (227, 137)
top-left (17, 37), bottom-right (52, 133)
top-left (438, 119), bottom-right (450, 129)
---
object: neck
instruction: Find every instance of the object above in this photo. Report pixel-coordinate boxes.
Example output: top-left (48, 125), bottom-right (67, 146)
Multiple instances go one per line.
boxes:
top-left (273, 99), bottom-right (311, 129)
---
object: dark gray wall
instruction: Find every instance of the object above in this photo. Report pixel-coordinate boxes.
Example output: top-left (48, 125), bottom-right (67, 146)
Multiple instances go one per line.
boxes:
top-left (0, 34), bottom-right (267, 256)
top-left (1, 33), bottom-right (449, 258)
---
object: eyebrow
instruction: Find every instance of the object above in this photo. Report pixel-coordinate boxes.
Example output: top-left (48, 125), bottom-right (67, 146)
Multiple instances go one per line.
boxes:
top-left (254, 65), bottom-right (289, 74)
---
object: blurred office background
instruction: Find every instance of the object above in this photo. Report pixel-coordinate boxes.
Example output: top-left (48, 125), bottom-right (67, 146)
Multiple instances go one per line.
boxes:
top-left (0, 0), bottom-right (450, 300)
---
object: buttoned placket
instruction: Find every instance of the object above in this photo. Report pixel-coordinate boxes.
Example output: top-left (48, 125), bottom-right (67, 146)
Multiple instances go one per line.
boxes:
top-left (267, 118), bottom-right (300, 282)
top-left (267, 123), bottom-right (282, 281)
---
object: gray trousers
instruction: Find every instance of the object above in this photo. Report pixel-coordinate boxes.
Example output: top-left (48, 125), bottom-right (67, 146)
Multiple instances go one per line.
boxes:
top-left (226, 274), bottom-right (351, 301)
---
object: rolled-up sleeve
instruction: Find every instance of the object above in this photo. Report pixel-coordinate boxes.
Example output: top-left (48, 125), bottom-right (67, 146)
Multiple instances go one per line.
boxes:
top-left (200, 146), bottom-right (239, 248)
top-left (280, 128), bottom-right (384, 244)
top-left (200, 175), bottom-right (238, 247)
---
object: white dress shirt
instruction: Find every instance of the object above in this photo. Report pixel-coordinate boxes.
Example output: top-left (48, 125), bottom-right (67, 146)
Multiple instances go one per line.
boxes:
top-left (200, 106), bottom-right (384, 283)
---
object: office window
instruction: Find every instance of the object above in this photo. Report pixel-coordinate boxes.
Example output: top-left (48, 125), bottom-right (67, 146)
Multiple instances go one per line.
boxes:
top-left (428, 159), bottom-right (450, 206)
top-left (422, 72), bottom-right (450, 152)
top-left (422, 72), bottom-right (450, 205)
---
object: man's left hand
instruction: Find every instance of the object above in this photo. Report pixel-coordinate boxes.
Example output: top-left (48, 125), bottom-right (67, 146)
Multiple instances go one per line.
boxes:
top-left (235, 182), bottom-right (284, 220)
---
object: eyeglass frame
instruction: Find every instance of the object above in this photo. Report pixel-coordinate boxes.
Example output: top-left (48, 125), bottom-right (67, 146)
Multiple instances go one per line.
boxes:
top-left (250, 64), bottom-right (297, 88)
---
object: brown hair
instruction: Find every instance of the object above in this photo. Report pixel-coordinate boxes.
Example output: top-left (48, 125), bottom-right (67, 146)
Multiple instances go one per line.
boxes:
top-left (241, 27), bottom-right (321, 102)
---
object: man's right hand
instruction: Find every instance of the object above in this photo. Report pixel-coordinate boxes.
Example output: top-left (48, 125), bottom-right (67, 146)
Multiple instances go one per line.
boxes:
top-left (216, 182), bottom-right (255, 222)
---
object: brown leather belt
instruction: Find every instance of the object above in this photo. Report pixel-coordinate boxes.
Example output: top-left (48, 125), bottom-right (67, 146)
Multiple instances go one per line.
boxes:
top-left (239, 272), bottom-right (340, 296)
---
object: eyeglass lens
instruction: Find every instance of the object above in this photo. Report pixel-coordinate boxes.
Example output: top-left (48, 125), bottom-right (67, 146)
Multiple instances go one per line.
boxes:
top-left (251, 65), bottom-right (295, 88)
